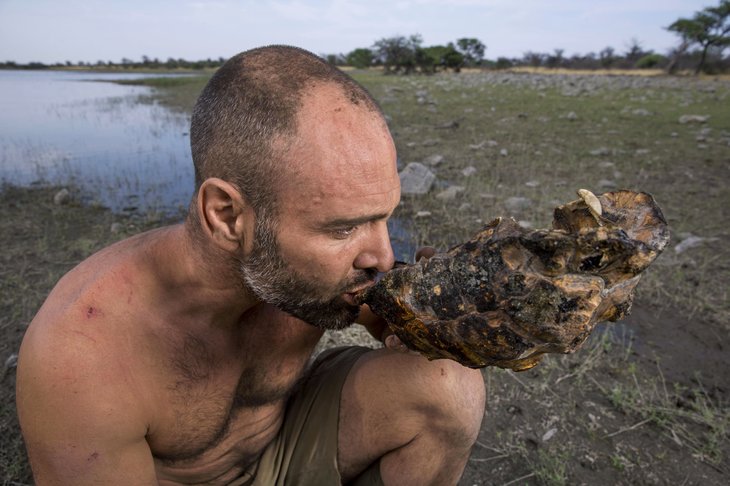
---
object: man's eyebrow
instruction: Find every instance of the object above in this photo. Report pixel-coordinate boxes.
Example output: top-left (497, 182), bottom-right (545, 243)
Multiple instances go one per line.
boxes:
top-left (320, 213), bottom-right (391, 229)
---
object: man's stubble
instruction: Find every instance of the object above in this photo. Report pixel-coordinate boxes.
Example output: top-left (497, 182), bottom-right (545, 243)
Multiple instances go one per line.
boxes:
top-left (239, 216), bottom-right (376, 330)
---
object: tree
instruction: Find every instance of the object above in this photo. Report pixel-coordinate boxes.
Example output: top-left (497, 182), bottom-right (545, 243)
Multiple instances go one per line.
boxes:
top-left (667, 0), bottom-right (730, 74)
top-left (346, 48), bottom-right (374, 69)
top-left (599, 46), bottom-right (616, 68)
top-left (624, 38), bottom-right (647, 63)
top-left (372, 35), bottom-right (423, 74)
top-left (546, 48), bottom-right (565, 68)
top-left (522, 51), bottom-right (545, 67)
top-left (455, 38), bottom-right (485, 66)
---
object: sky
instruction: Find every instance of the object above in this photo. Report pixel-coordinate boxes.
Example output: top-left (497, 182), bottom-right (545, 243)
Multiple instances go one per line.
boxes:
top-left (0, 0), bottom-right (717, 64)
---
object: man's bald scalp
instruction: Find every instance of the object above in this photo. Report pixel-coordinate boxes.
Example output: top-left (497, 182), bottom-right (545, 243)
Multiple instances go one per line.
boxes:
top-left (189, 45), bottom-right (383, 223)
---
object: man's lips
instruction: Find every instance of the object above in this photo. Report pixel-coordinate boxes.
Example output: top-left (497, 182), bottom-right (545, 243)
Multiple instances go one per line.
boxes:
top-left (343, 281), bottom-right (376, 305)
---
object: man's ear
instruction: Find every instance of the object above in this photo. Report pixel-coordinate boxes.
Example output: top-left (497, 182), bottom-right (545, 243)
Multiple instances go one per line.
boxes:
top-left (196, 178), bottom-right (250, 253)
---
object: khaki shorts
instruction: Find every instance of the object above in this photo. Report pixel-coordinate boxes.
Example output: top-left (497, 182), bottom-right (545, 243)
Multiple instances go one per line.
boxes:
top-left (236, 346), bottom-right (384, 486)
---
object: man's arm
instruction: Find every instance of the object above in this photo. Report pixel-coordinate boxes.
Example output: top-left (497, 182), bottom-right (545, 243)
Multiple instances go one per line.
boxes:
top-left (16, 322), bottom-right (157, 485)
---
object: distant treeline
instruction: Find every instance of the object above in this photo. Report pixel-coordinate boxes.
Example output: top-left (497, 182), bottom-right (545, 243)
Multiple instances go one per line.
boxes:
top-left (3, 43), bottom-right (727, 75)
top-left (0, 56), bottom-right (226, 71)
top-left (322, 35), bottom-right (729, 74)
top-left (3, 0), bottom-right (729, 76)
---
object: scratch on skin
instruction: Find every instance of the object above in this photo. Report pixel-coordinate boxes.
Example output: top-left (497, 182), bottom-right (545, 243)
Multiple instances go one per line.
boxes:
top-left (87, 451), bottom-right (99, 462)
top-left (71, 330), bottom-right (97, 343)
top-left (86, 306), bottom-right (101, 319)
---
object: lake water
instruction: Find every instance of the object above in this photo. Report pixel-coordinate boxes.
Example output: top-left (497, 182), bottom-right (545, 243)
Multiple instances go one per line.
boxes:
top-left (0, 69), bottom-right (418, 259)
top-left (0, 70), bottom-right (194, 214)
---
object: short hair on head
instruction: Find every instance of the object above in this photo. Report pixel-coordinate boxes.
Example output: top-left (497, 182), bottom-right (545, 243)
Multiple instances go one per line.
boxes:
top-left (188, 45), bottom-right (383, 228)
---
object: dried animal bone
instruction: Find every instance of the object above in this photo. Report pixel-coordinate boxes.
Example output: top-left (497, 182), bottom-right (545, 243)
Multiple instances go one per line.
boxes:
top-left (358, 190), bottom-right (669, 371)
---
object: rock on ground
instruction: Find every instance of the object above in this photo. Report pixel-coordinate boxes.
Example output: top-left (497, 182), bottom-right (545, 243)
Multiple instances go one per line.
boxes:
top-left (399, 162), bottom-right (436, 195)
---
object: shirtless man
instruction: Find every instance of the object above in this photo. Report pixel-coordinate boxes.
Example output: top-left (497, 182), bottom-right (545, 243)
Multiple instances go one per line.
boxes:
top-left (16, 46), bottom-right (486, 485)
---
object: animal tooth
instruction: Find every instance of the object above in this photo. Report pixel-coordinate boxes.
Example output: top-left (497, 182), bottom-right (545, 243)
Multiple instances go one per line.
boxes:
top-left (578, 188), bottom-right (602, 222)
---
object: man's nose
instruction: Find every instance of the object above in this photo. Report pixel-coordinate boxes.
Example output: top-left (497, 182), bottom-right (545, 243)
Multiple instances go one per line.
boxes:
top-left (354, 222), bottom-right (395, 273)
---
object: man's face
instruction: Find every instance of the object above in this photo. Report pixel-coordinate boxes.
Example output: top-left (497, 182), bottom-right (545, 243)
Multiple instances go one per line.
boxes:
top-left (239, 84), bottom-right (400, 330)
top-left (239, 215), bottom-right (375, 330)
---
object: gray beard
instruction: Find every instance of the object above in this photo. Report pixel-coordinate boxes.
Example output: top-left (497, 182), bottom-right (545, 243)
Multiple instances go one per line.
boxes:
top-left (239, 218), bottom-right (375, 330)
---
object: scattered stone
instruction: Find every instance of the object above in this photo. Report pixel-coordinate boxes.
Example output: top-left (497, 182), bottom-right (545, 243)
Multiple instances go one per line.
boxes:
top-left (399, 162), bottom-right (435, 195)
top-left (565, 111), bottom-right (578, 121)
top-left (670, 132), bottom-right (678, 138)
top-left (499, 148), bottom-right (509, 157)
top-left (110, 222), bottom-right (124, 234)
top-left (435, 119), bottom-right (461, 129)
top-left (462, 166), bottom-right (477, 177)
top-left (415, 211), bottom-right (432, 218)
top-left (597, 161), bottom-right (615, 169)
top-left (518, 220), bottom-right (533, 229)
top-left (406, 141), bottom-right (417, 147)
top-left (504, 196), bottom-right (531, 212)
top-left (524, 180), bottom-right (540, 188)
top-left (679, 114), bottom-right (709, 124)
top-left (675, 235), bottom-right (718, 254)
top-left (422, 139), bottom-right (440, 147)
top-left (469, 141), bottom-right (486, 150)
top-left (542, 428), bottom-right (558, 442)
top-left (53, 188), bottom-right (71, 205)
top-left (598, 179), bottom-right (617, 189)
top-left (436, 185), bottom-right (465, 201)
top-left (479, 193), bottom-right (496, 200)
top-left (632, 108), bottom-right (651, 116)
top-left (589, 147), bottom-right (610, 156)
top-left (1, 353), bottom-right (18, 380)
top-left (423, 154), bottom-right (444, 166)
top-left (487, 140), bottom-right (499, 147)
top-left (458, 203), bottom-right (472, 212)
top-left (635, 149), bottom-right (650, 155)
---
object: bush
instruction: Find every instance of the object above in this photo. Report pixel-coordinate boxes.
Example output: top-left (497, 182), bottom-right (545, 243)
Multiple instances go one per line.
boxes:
top-left (635, 53), bottom-right (667, 69)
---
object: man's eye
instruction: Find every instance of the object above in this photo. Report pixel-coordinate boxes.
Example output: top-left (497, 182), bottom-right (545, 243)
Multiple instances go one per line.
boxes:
top-left (332, 226), bottom-right (357, 239)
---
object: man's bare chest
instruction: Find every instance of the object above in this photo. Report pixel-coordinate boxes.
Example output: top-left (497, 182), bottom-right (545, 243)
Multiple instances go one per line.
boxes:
top-left (144, 311), bottom-right (323, 470)
top-left (148, 340), bottom-right (314, 465)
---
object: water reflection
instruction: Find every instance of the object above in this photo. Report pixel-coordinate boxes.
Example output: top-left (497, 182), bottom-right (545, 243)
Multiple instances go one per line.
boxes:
top-left (0, 70), bottom-right (194, 214)
top-left (0, 70), bottom-right (418, 259)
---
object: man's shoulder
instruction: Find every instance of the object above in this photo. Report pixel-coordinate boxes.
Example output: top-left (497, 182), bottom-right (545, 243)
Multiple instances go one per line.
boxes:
top-left (20, 228), bottom-right (173, 383)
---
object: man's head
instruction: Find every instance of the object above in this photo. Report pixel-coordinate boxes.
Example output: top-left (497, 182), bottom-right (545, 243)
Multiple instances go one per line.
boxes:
top-left (189, 46), bottom-right (400, 330)
top-left (190, 45), bottom-right (383, 221)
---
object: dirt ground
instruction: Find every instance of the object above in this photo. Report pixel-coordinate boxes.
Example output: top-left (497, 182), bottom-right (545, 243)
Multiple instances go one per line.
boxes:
top-left (2, 70), bottom-right (728, 484)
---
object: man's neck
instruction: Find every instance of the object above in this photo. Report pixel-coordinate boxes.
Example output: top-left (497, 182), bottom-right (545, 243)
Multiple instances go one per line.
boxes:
top-left (150, 224), bottom-right (261, 333)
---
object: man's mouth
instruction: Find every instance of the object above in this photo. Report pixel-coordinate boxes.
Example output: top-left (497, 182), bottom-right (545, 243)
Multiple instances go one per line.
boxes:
top-left (343, 281), bottom-right (376, 306)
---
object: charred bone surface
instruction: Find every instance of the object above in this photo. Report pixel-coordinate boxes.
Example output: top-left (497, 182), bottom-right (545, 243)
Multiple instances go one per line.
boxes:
top-left (359, 190), bottom-right (669, 371)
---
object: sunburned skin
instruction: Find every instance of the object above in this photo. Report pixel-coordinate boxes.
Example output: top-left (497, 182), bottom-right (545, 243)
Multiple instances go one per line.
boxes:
top-left (19, 226), bottom-right (325, 485)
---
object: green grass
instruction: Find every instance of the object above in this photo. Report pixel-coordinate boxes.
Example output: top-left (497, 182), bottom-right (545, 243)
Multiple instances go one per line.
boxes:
top-left (111, 74), bottom-right (212, 113)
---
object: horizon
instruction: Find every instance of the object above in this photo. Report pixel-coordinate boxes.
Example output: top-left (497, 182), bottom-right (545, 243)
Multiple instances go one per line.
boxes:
top-left (0, 1), bottom-right (718, 65)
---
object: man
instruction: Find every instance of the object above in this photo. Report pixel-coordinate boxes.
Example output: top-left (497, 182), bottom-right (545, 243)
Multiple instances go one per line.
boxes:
top-left (17, 46), bottom-right (486, 485)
